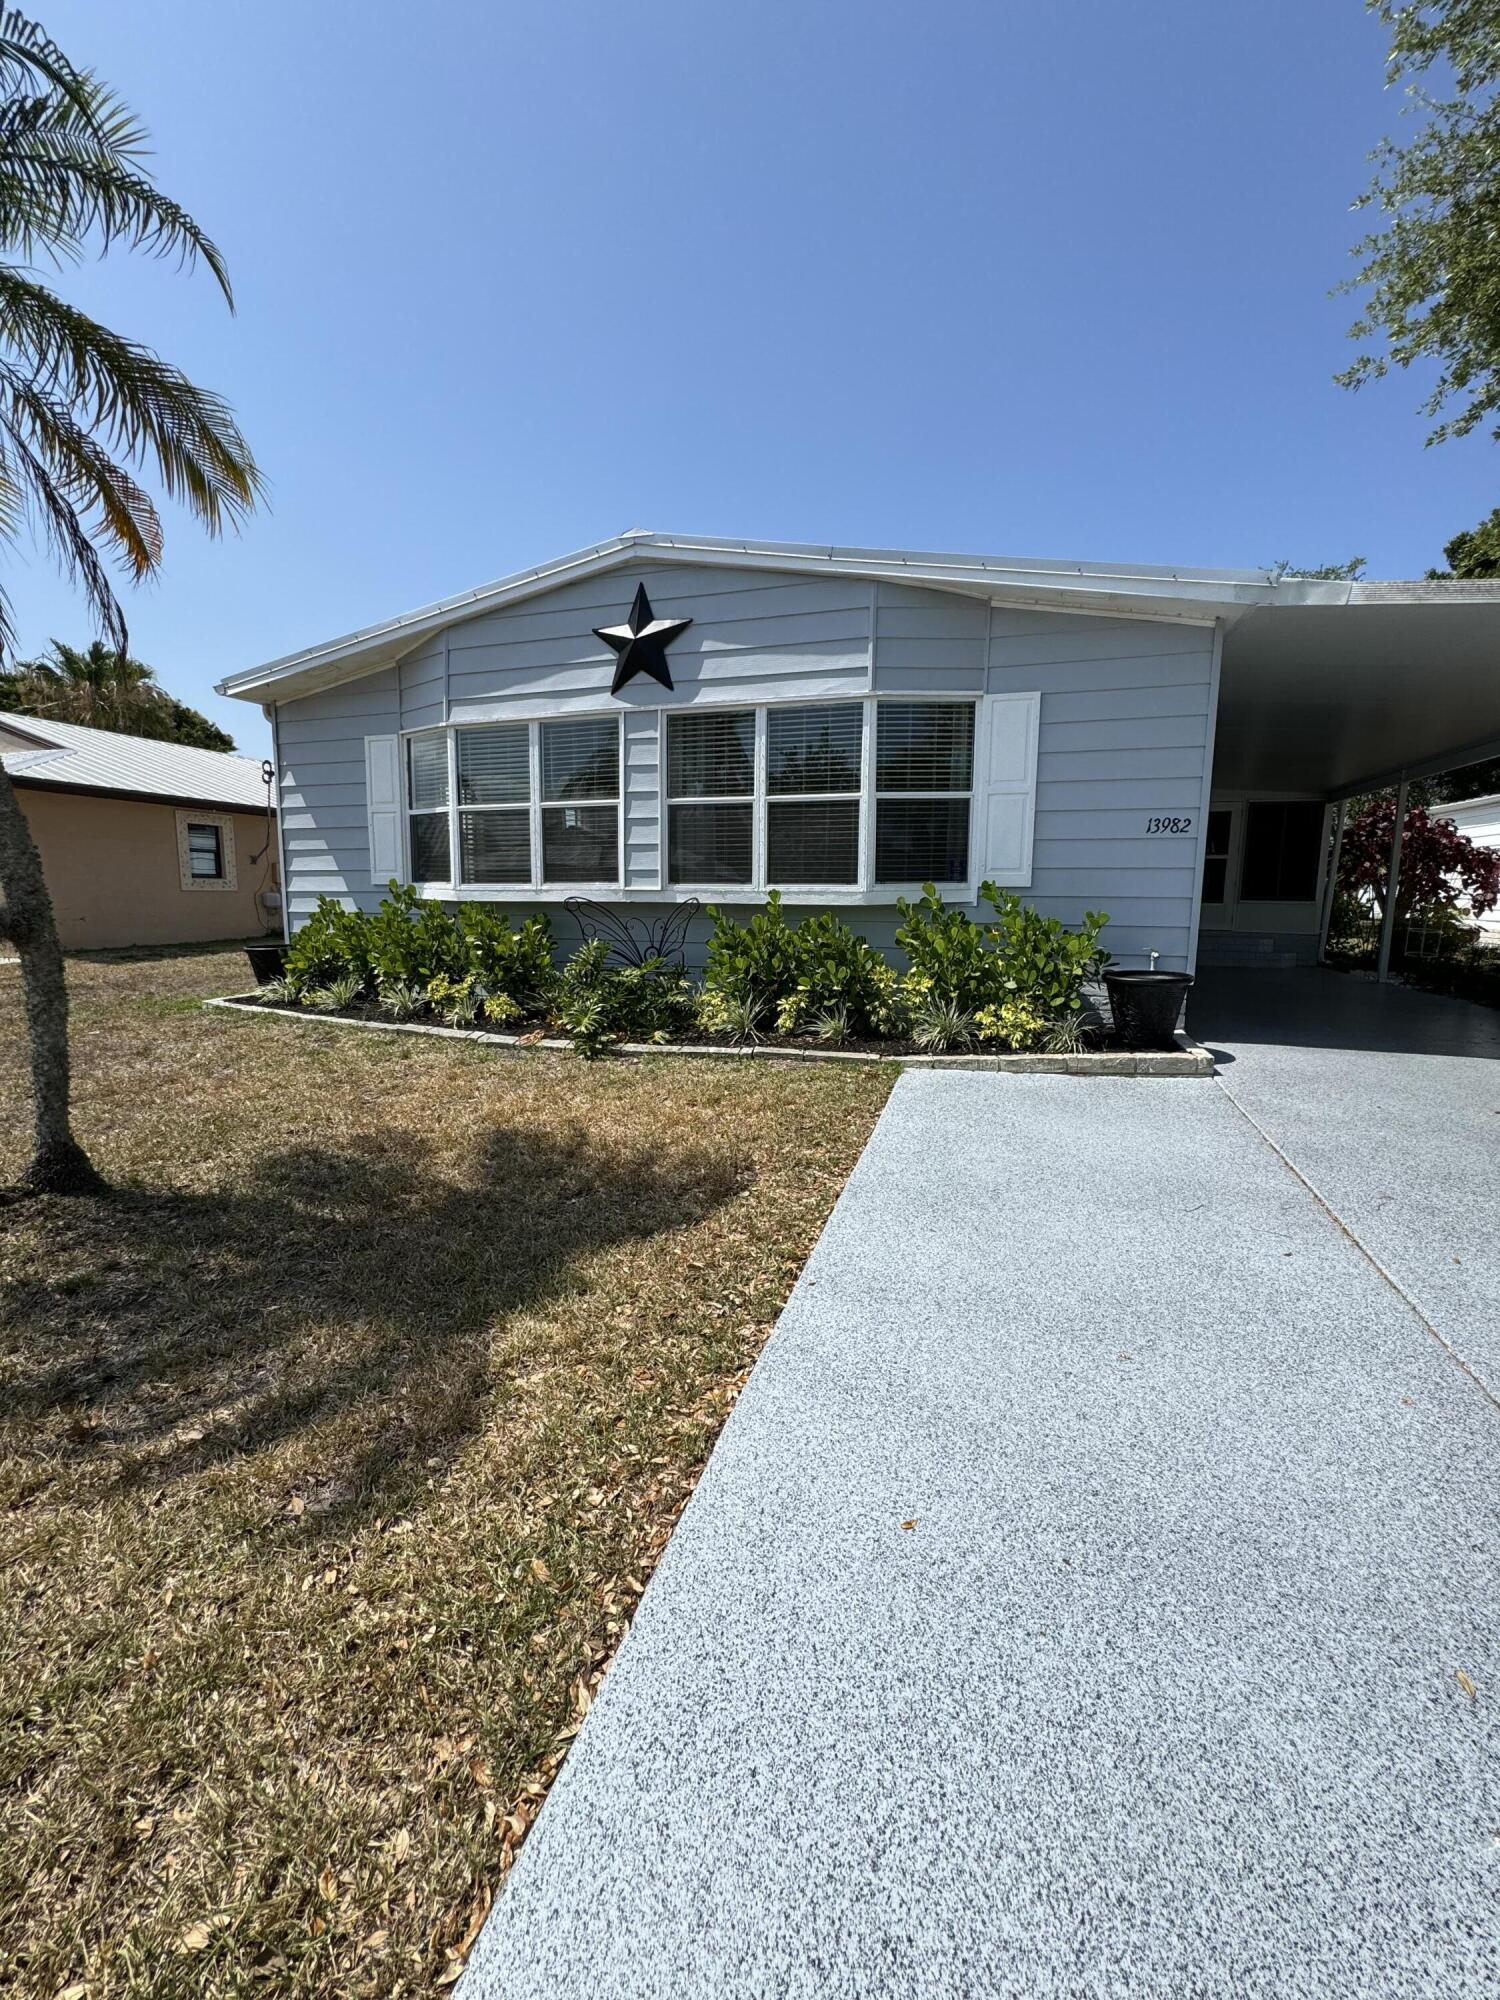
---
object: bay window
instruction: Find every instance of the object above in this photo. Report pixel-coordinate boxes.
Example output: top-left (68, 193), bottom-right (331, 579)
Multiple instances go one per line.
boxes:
top-left (458, 723), bottom-right (529, 883)
top-left (403, 696), bottom-right (989, 897)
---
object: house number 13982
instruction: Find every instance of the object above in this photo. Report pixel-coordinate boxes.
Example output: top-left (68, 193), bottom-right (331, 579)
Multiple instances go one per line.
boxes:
top-left (1145, 815), bottom-right (1194, 834)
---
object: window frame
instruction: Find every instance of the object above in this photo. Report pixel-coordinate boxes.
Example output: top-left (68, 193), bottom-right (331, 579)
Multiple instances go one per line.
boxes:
top-left (404, 713), bottom-right (626, 895)
top-left (399, 695), bottom-right (982, 905)
top-left (186, 820), bottom-right (224, 881)
top-left (662, 694), bottom-right (978, 902)
top-left (868, 698), bottom-right (978, 897)
top-left (175, 808), bottom-right (237, 892)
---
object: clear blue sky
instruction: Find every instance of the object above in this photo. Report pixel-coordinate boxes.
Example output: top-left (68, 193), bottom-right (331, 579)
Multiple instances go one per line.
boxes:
top-left (12, 0), bottom-right (1493, 757)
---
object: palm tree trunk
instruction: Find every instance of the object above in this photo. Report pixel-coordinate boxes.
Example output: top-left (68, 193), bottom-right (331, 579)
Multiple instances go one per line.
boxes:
top-left (0, 762), bottom-right (103, 1193)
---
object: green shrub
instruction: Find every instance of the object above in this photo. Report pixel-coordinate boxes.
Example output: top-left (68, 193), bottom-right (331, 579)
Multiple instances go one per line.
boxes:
top-left (982, 885), bottom-right (1110, 1023)
top-left (974, 996), bottom-right (1047, 1050)
top-left (772, 910), bottom-right (894, 1039)
top-left (459, 905), bottom-right (558, 1010)
top-left (285, 898), bottom-right (374, 991)
top-left (895, 882), bottom-right (1110, 1037)
top-left (365, 883), bottom-right (467, 992)
top-left (707, 895), bottom-right (899, 1039)
top-left (552, 940), bottom-right (695, 1058)
top-left (288, 889), bottom-right (559, 1025)
top-left (703, 892), bottom-right (802, 1023)
top-left (893, 886), bottom-right (997, 1015)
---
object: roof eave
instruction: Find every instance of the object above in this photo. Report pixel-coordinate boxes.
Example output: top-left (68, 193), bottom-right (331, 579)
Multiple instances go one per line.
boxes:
top-left (215, 533), bottom-right (1500, 708)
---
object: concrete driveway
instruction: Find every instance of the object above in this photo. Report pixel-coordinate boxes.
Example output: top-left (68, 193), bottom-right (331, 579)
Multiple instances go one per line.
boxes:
top-left (463, 974), bottom-right (1500, 2000)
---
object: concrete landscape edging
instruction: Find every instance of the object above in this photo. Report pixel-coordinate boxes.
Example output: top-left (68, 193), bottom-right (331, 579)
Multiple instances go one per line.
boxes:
top-left (204, 994), bottom-right (1215, 1076)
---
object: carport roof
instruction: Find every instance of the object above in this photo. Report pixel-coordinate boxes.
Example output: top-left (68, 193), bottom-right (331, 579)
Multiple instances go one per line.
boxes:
top-left (1217, 587), bottom-right (1500, 797)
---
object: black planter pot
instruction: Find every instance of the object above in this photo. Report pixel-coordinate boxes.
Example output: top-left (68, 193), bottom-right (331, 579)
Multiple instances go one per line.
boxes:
top-left (1105, 969), bottom-right (1194, 1051)
top-left (246, 943), bottom-right (288, 987)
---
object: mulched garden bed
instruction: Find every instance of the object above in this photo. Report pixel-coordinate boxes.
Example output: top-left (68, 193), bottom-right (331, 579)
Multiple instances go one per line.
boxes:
top-left (213, 992), bottom-right (1212, 1073)
top-left (221, 989), bottom-right (1144, 1059)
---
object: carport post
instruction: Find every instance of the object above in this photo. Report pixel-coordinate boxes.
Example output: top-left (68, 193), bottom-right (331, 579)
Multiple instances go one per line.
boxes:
top-left (1317, 799), bottom-right (1347, 964)
top-left (1375, 779), bottom-right (1409, 983)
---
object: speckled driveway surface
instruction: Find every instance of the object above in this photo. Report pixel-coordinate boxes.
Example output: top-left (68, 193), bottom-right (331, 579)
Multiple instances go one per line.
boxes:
top-left (463, 974), bottom-right (1500, 2000)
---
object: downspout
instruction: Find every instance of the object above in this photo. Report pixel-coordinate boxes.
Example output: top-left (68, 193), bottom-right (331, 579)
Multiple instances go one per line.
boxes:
top-left (267, 701), bottom-right (290, 944)
top-left (1375, 779), bottom-right (1409, 983)
top-left (1184, 619), bottom-right (1224, 977)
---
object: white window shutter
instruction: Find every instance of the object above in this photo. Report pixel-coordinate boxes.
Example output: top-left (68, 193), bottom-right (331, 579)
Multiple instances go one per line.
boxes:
top-left (364, 735), bottom-right (402, 884)
top-left (979, 692), bottom-right (1040, 887)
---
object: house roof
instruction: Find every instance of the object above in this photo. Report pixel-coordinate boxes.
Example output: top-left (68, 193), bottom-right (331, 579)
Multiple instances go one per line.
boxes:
top-left (214, 529), bottom-right (1500, 709)
top-left (211, 529), bottom-right (1500, 799)
top-left (0, 710), bottom-right (273, 811)
top-left (204, 531), bottom-right (1313, 706)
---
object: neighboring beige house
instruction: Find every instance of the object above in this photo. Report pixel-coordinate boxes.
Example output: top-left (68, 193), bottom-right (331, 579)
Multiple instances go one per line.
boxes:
top-left (1, 710), bottom-right (279, 950)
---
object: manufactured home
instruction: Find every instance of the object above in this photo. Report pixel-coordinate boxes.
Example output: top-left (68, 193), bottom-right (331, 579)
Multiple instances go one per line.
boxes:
top-left (216, 535), bottom-right (1500, 976)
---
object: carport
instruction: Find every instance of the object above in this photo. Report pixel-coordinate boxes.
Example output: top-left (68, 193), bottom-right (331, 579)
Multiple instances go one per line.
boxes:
top-left (1212, 580), bottom-right (1500, 977)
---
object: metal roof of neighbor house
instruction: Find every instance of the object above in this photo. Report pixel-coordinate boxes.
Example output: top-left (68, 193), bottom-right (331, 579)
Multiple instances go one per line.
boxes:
top-left (0, 711), bottom-right (273, 811)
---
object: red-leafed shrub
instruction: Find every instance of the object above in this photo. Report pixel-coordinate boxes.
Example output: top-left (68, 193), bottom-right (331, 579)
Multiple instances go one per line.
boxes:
top-left (1341, 798), bottom-right (1500, 920)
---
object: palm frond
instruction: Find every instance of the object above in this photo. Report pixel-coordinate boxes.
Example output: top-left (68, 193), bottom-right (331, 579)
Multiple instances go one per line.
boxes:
top-left (0, 415), bottom-right (128, 652)
top-left (0, 10), bottom-right (101, 126)
top-left (0, 82), bottom-right (232, 298)
top-left (0, 265), bottom-right (260, 532)
top-left (0, 357), bottom-right (162, 575)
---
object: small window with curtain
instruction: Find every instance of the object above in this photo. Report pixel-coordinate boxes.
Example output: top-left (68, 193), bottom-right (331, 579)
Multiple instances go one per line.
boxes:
top-left (874, 702), bottom-right (975, 884)
top-left (766, 704), bottom-right (862, 885)
top-left (667, 709), bottom-right (755, 884)
top-left (457, 723), bottom-right (530, 884)
top-left (541, 716), bottom-right (620, 882)
top-left (406, 733), bottom-right (451, 882)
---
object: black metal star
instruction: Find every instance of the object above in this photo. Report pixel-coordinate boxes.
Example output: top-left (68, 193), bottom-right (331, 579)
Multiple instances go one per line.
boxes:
top-left (593, 583), bottom-right (693, 696)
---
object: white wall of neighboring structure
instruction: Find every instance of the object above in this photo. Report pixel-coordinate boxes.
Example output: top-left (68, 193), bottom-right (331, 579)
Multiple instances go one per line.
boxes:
top-left (1443, 793), bottom-right (1500, 939)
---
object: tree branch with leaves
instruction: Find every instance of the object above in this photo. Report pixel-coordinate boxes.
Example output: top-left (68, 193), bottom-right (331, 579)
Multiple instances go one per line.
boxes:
top-left (1339, 0), bottom-right (1500, 442)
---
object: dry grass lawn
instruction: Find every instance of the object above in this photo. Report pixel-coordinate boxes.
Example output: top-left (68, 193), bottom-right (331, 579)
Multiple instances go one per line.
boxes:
top-left (0, 948), bottom-right (892, 1999)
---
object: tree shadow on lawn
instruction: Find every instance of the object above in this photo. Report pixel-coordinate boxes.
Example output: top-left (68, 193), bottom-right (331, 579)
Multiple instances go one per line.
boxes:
top-left (1, 1119), bottom-right (746, 1529)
